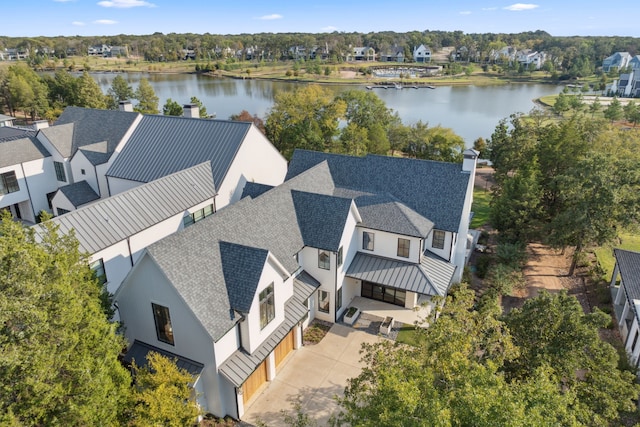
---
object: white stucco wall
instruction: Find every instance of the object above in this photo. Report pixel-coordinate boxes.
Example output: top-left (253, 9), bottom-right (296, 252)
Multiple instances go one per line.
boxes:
top-left (70, 151), bottom-right (99, 195)
top-left (106, 176), bottom-right (144, 196)
top-left (358, 227), bottom-right (423, 263)
top-left (451, 153), bottom-right (477, 282)
top-left (26, 158), bottom-right (59, 217)
top-left (299, 246), bottom-right (336, 322)
top-left (116, 255), bottom-right (231, 417)
top-left (335, 207), bottom-right (360, 318)
top-left (425, 229), bottom-right (454, 261)
top-left (216, 126), bottom-right (287, 209)
top-left (89, 240), bottom-right (132, 295)
top-left (51, 191), bottom-right (77, 216)
top-left (0, 161), bottom-right (47, 222)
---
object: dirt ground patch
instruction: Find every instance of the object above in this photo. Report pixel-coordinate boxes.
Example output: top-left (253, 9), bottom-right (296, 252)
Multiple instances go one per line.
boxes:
top-left (339, 70), bottom-right (357, 79)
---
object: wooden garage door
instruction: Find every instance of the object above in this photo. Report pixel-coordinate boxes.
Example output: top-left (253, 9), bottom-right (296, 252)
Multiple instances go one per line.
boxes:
top-left (242, 360), bottom-right (267, 404)
top-left (275, 329), bottom-right (295, 368)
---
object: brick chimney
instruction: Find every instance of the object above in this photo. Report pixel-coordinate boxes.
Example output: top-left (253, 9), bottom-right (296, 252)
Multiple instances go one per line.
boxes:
top-left (118, 101), bottom-right (133, 112)
top-left (183, 103), bottom-right (199, 118)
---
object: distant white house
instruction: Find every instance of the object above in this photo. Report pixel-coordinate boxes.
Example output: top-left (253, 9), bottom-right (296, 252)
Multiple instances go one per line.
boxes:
top-left (603, 52), bottom-right (633, 73)
top-left (115, 149), bottom-right (478, 420)
top-left (413, 44), bottom-right (431, 63)
top-left (610, 248), bottom-right (640, 374)
top-left (517, 49), bottom-right (546, 70)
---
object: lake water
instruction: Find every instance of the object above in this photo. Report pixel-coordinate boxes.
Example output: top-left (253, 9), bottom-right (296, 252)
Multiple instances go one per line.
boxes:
top-left (93, 73), bottom-right (563, 145)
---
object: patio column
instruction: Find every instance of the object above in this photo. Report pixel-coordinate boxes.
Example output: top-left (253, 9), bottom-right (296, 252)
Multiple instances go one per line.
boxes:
top-left (266, 352), bottom-right (276, 381)
top-left (236, 388), bottom-right (245, 419)
top-left (626, 318), bottom-right (639, 353)
top-left (293, 324), bottom-right (302, 350)
top-left (614, 281), bottom-right (626, 306)
top-left (610, 263), bottom-right (620, 288)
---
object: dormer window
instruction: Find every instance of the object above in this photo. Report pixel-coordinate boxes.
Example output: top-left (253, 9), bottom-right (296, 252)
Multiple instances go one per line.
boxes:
top-left (432, 230), bottom-right (445, 249)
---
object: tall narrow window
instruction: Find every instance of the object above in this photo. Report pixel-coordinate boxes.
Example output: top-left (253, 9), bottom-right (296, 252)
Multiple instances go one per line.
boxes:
top-left (89, 258), bottom-right (107, 285)
top-left (259, 283), bottom-right (275, 329)
top-left (432, 230), bottom-right (445, 250)
top-left (152, 303), bottom-right (174, 345)
top-left (337, 246), bottom-right (343, 267)
top-left (363, 232), bottom-right (374, 251)
top-left (318, 290), bottom-right (330, 313)
top-left (54, 161), bottom-right (66, 182)
top-left (318, 250), bottom-right (330, 270)
top-left (0, 171), bottom-right (19, 195)
top-left (336, 287), bottom-right (343, 312)
top-left (397, 238), bottom-right (410, 258)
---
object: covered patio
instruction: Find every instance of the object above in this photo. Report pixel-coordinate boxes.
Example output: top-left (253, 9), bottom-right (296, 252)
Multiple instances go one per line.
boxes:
top-left (345, 295), bottom-right (433, 327)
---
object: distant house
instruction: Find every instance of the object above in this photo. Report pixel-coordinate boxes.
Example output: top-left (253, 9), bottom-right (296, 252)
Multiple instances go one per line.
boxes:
top-left (413, 45), bottom-right (431, 63)
top-left (610, 249), bottom-right (640, 373)
top-left (88, 44), bottom-right (110, 56)
top-left (379, 46), bottom-right (405, 63)
top-left (610, 70), bottom-right (640, 97)
top-left (108, 46), bottom-right (128, 58)
top-left (349, 46), bottom-right (376, 62)
top-left (517, 49), bottom-right (545, 70)
top-left (0, 114), bottom-right (15, 127)
top-left (629, 55), bottom-right (640, 71)
top-left (2, 48), bottom-right (29, 61)
top-left (490, 46), bottom-right (517, 64)
top-left (115, 148), bottom-right (478, 419)
top-left (603, 52), bottom-right (633, 73)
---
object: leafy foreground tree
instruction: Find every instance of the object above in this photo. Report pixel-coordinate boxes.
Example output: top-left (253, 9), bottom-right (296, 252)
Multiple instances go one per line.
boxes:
top-left (130, 352), bottom-right (201, 427)
top-left (163, 97), bottom-right (183, 116)
top-left (0, 214), bottom-right (131, 426)
top-left (333, 285), bottom-right (639, 427)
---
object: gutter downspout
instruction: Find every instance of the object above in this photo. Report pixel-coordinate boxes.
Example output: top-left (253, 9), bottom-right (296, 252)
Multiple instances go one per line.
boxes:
top-left (126, 237), bottom-right (134, 267)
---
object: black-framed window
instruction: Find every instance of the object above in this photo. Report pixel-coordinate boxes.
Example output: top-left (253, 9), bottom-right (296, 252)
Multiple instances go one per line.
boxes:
top-left (152, 303), bottom-right (174, 345)
top-left (56, 208), bottom-right (70, 216)
top-left (318, 250), bottom-right (330, 270)
top-left (46, 191), bottom-right (56, 210)
top-left (397, 238), bottom-right (410, 258)
top-left (259, 283), bottom-right (275, 329)
top-left (336, 287), bottom-right (342, 311)
top-left (432, 230), bottom-right (445, 250)
top-left (54, 161), bottom-right (66, 182)
top-left (318, 290), bottom-right (330, 313)
top-left (0, 171), bottom-right (19, 195)
top-left (183, 204), bottom-right (215, 228)
top-left (361, 281), bottom-right (406, 307)
top-left (337, 246), bottom-right (343, 267)
top-left (363, 231), bottom-right (374, 251)
top-left (89, 258), bottom-right (107, 285)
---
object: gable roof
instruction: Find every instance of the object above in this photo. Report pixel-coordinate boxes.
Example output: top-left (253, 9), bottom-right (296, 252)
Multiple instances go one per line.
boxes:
top-left (241, 182), bottom-right (274, 200)
top-left (220, 241), bottom-right (268, 313)
top-left (0, 136), bottom-right (50, 168)
top-left (106, 115), bottom-right (252, 190)
top-left (292, 190), bottom-right (353, 252)
top-left (286, 150), bottom-right (469, 233)
top-left (43, 106), bottom-right (140, 162)
top-left (57, 181), bottom-right (100, 208)
top-left (615, 248), bottom-right (640, 301)
top-left (0, 127), bottom-right (36, 143)
top-left (38, 161), bottom-right (216, 254)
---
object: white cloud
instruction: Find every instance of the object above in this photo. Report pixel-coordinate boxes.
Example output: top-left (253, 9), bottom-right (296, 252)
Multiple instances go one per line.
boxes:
top-left (97, 0), bottom-right (155, 8)
top-left (93, 19), bottom-right (118, 24)
top-left (482, 7), bottom-right (498, 10)
top-left (321, 26), bottom-right (338, 32)
top-left (72, 21), bottom-right (86, 26)
top-left (460, 11), bottom-right (472, 15)
top-left (504, 3), bottom-right (539, 11)
top-left (257, 14), bottom-right (283, 20)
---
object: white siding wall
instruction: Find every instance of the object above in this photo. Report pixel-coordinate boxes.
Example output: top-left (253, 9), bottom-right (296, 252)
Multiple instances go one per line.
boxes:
top-left (359, 227), bottom-right (423, 263)
top-left (90, 240), bottom-right (132, 295)
top-left (26, 158), bottom-right (59, 216)
top-left (216, 126), bottom-right (287, 209)
top-left (213, 327), bottom-right (242, 417)
top-left (425, 229), bottom-right (454, 261)
top-left (299, 246), bottom-right (336, 322)
top-left (69, 151), bottom-right (99, 195)
top-left (116, 255), bottom-right (231, 417)
top-left (335, 208), bottom-right (360, 318)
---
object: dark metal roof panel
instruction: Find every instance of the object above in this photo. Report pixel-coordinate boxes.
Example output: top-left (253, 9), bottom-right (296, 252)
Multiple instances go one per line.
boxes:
top-left (615, 248), bottom-right (640, 301)
top-left (124, 340), bottom-right (204, 376)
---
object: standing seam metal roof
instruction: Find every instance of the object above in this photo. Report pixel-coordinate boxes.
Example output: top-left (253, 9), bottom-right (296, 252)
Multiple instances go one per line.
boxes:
top-left (106, 115), bottom-right (252, 190)
top-left (615, 248), bottom-right (640, 302)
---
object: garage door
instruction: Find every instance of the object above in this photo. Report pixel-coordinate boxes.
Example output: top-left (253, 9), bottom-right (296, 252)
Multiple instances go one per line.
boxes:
top-left (242, 359), bottom-right (267, 404)
top-left (274, 329), bottom-right (295, 368)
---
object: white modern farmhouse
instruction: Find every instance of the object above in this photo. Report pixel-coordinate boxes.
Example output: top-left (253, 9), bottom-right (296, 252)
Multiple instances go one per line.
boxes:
top-left (115, 149), bottom-right (478, 419)
top-left (610, 248), bottom-right (640, 373)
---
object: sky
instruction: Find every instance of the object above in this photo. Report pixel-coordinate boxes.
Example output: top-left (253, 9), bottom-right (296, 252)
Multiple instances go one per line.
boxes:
top-left (2, 0), bottom-right (639, 38)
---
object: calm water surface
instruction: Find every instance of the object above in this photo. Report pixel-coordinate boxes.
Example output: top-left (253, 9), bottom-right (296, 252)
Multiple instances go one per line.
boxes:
top-left (93, 73), bottom-right (563, 145)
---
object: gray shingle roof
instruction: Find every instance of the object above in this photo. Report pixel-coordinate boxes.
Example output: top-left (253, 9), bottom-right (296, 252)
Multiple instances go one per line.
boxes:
top-left (0, 136), bottom-right (50, 168)
top-left (57, 181), bottom-right (100, 208)
top-left (218, 274), bottom-right (318, 387)
top-left (106, 115), bottom-right (252, 190)
top-left (286, 150), bottom-right (470, 233)
top-left (45, 106), bottom-right (140, 162)
top-left (292, 190), bottom-right (353, 252)
top-left (241, 182), bottom-right (274, 200)
top-left (0, 114), bottom-right (14, 124)
top-left (220, 241), bottom-right (268, 313)
top-left (615, 248), bottom-right (640, 301)
top-left (346, 251), bottom-right (454, 297)
top-left (39, 161), bottom-right (216, 254)
top-left (123, 340), bottom-right (204, 376)
top-left (334, 188), bottom-right (434, 238)
top-left (144, 161), bottom-right (336, 341)
top-left (0, 127), bottom-right (36, 142)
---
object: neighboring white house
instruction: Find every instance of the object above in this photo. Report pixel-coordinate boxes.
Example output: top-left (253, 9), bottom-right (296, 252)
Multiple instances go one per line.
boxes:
top-left (609, 70), bottom-right (640, 98)
top-left (115, 149), bottom-right (477, 420)
top-left (603, 52), bottom-right (633, 73)
top-left (0, 114), bottom-right (15, 127)
top-left (349, 46), bottom-right (376, 61)
top-left (413, 44), bottom-right (431, 63)
top-left (610, 248), bottom-right (640, 374)
top-left (516, 49), bottom-right (546, 70)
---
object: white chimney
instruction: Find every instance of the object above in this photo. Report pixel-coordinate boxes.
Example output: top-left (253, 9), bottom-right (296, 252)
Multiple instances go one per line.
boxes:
top-left (183, 103), bottom-right (199, 118)
top-left (118, 101), bottom-right (133, 112)
top-left (462, 148), bottom-right (479, 173)
top-left (32, 120), bottom-right (49, 130)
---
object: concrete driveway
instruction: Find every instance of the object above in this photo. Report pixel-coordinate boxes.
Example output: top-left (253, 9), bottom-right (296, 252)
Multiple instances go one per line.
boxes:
top-left (241, 323), bottom-right (386, 426)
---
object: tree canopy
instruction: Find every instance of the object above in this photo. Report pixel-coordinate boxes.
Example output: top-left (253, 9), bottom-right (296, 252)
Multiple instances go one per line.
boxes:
top-left (134, 78), bottom-right (159, 114)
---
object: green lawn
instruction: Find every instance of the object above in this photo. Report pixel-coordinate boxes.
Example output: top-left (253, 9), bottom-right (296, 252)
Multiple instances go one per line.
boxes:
top-left (395, 325), bottom-right (423, 347)
top-left (470, 187), bottom-right (491, 229)
top-left (594, 231), bottom-right (640, 279)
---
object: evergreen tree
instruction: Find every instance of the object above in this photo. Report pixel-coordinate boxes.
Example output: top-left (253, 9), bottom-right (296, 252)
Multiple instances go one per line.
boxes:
top-left (162, 98), bottom-right (183, 116)
top-left (190, 96), bottom-right (209, 118)
top-left (134, 78), bottom-right (159, 114)
top-left (75, 71), bottom-right (107, 109)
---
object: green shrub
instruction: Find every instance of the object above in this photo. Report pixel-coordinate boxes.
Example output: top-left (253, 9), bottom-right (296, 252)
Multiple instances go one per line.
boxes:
top-left (476, 254), bottom-right (492, 279)
top-left (496, 242), bottom-right (527, 269)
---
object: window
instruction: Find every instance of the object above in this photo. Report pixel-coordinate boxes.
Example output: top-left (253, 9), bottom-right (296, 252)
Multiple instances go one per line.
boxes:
top-left (46, 191), bottom-right (56, 210)
top-left (56, 208), bottom-right (70, 216)
top-left (337, 246), bottom-right (343, 267)
top-left (89, 258), bottom-right (107, 286)
top-left (80, 168), bottom-right (86, 175)
top-left (363, 232), bottom-right (374, 251)
top-left (182, 204), bottom-right (215, 228)
top-left (318, 250), bottom-right (330, 270)
top-left (152, 303), bottom-right (174, 345)
top-left (318, 290), bottom-right (330, 313)
top-left (397, 238), bottom-right (410, 258)
top-left (432, 230), bottom-right (445, 250)
top-left (54, 161), bottom-right (66, 182)
top-left (259, 283), bottom-right (275, 329)
top-left (0, 171), bottom-right (19, 195)
top-left (336, 287), bottom-right (342, 311)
